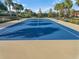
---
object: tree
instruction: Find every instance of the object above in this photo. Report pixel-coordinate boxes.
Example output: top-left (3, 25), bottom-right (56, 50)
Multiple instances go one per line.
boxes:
top-left (24, 9), bottom-right (33, 17)
top-left (54, 0), bottom-right (73, 18)
top-left (13, 3), bottom-right (24, 17)
top-left (13, 3), bottom-right (24, 13)
top-left (64, 0), bottom-right (73, 17)
top-left (48, 8), bottom-right (53, 17)
top-left (13, 3), bottom-right (20, 17)
top-left (0, 1), bottom-right (7, 11)
top-left (18, 4), bottom-right (24, 12)
top-left (76, 0), bottom-right (79, 5)
top-left (54, 3), bottom-right (60, 12)
top-left (43, 12), bottom-right (48, 17)
top-left (4, 0), bottom-right (13, 16)
top-left (32, 12), bottom-right (37, 17)
top-left (54, 3), bottom-right (64, 17)
top-left (28, 9), bottom-right (32, 17)
top-left (38, 8), bottom-right (42, 17)
top-left (64, 0), bottom-right (72, 8)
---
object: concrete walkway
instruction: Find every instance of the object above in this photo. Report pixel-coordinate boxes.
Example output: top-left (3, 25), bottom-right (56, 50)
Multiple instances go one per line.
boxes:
top-left (0, 40), bottom-right (79, 59)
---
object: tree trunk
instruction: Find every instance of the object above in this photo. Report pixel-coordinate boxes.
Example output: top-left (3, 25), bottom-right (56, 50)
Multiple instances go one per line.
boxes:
top-left (8, 5), bottom-right (12, 17)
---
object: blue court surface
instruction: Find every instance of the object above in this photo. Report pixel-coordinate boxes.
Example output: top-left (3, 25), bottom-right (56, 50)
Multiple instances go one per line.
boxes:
top-left (0, 18), bottom-right (79, 40)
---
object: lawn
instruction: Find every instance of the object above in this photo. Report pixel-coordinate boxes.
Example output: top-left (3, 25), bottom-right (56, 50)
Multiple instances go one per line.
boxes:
top-left (59, 17), bottom-right (79, 25)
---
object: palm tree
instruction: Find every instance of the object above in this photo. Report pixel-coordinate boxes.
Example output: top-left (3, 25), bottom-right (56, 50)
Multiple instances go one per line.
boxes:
top-left (13, 3), bottom-right (24, 13)
top-left (54, 3), bottom-right (64, 17)
top-left (64, 0), bottom-right (73, 17)
top-left (4, 0), bottom-right (13, 16)
top-left (18, 4), bottom-right (24, 12)
top-left (54, 3), bottom-right (59, 17)
top-left (0, 1), bottom-right (7, 11)
top-left (13, 3), bottom-right (20, 17)
top-left (54, 3), bottom-right (60, 12)
top-left (13, 3), bottom-right (24, 17)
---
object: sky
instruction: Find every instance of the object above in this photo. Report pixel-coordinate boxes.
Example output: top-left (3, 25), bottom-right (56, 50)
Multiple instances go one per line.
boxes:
top-left (13, 0), bottom-right (64, 12)
top-left (1, 0), bottom-right (79, 12)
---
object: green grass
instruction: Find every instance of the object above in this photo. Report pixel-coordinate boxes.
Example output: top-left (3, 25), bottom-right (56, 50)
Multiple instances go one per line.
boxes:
top-left (64, 18), bottom-right (79, 25)
top-left (0, 17), bottom-right (20, 23)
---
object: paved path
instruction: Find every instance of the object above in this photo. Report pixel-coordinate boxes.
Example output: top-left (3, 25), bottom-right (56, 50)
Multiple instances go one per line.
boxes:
top-left (0, 40), bottom-right (79, 59)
